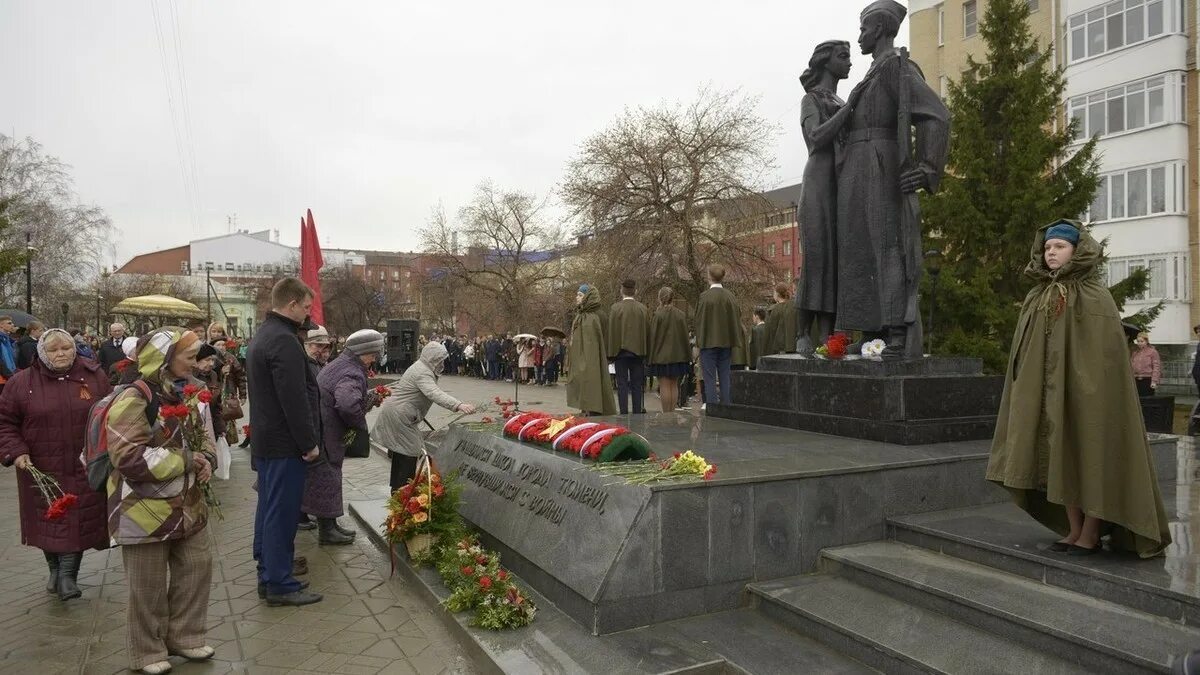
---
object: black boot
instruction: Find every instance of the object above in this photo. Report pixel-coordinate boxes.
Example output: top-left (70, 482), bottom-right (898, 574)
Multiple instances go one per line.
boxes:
top-left (317, 518), bottom-right (354, 545)
top-left (43, 551), bottom-right (59, 594)
top-left (57, 552), bottom-right (82, 601)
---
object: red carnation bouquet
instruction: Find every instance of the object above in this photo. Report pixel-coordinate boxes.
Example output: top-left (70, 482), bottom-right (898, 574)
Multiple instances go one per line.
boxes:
top-left (815, 332), bottom-right (851, 360)
top-left (175, 383), bottom-right (223, 519)
top-left (499, 410), bottom-right (650, 462)
top-left (24, 464), bottom-right (77, 521)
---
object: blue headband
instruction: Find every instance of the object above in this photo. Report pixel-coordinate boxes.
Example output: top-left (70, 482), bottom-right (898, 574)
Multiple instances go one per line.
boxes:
top-left (578, 284), bottom-right (592, 294)
top-left (1045, 222), bottom-right (1080, 245)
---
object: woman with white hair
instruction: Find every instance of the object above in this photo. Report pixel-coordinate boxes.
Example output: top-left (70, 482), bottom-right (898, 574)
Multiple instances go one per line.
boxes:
top-left (0, 329), bottom-right (113, 600)
top-left (374, 341), bottom-right (475, 491)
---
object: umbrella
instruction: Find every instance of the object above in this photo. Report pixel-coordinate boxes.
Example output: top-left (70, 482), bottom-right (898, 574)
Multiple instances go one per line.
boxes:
top-left (541, 326), bottom-right (566, 339)
top-left (110, 295), bottom-right (206, 319)
top-left (0, 309), bottom-right (41, 328)
top-left (513, 333), bottom-right (538, 341)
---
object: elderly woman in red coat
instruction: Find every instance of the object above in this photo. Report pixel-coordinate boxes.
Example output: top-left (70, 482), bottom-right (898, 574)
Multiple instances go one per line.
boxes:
top-left (0, 328), bottom-right (113, 600)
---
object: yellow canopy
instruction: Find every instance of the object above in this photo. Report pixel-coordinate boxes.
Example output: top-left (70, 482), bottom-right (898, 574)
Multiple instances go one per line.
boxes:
top-left (110, 295), bottom-right (205, 319)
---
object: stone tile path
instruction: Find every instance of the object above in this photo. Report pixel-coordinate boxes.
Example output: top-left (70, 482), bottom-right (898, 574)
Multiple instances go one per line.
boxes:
top-left (0, 378), bottom-right (537, 674)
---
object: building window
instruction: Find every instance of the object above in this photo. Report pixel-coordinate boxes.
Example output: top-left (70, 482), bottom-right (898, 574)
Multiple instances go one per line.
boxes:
top-left (768, 243), bottom-right (776, 257)
top-left (940, 75), bottom-right (949, 99)
top-left (1067, 0), bottom-right (1170, 63)
top-left (1069, 74), bottom-right (1177, 141)
top-left (783, 241), bottom-right (792, 256)
top-left (1086, 161), bottom-right (1184, 222)
top-left (1106, 253), bottom-right (1187, 300)
top-left (938, 5), bottom-right (945, 45)
top-left (392, 270), bottom-right (400, 280)
top-left (179, 261), bottom-right (189, 273)
top-left (964, 1), bottom-right (977, 37)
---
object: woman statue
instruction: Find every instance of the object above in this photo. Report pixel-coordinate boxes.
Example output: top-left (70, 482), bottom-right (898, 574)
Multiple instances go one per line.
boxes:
top-left (795, 40), bottom-right (858, 354)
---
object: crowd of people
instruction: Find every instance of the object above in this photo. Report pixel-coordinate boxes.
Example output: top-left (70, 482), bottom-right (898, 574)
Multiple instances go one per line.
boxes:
top-left (418, 333), bottom-right (566, 385)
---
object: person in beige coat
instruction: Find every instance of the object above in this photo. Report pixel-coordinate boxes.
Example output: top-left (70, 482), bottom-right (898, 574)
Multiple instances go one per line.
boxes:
top-left (372, 342), bottom-right (475, 491)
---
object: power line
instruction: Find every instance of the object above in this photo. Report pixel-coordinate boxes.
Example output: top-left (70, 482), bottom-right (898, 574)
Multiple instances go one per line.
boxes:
top-left (167, 0), bottom-right (201, 226)
top-left (149, 0), bottom-right (198, 232)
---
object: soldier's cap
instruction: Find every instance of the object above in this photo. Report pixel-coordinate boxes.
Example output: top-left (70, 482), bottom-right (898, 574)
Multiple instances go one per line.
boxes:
top-left (860, 0), bottom-right (907, 24)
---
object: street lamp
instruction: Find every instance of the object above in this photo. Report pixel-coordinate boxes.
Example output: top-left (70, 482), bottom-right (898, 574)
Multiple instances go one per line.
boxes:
top-left (24, 232), bottom-right (36, 314)
top-left (924, 249), bottom-right (943, 354)
top-left (95, 294), bottom-right (103, 337)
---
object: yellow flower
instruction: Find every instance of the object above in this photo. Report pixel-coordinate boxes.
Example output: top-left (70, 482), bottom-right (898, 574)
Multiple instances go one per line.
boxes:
top-left (416, 494), bottom-right (429, 506)
top-left (412, 511), bottom-right (429, 523)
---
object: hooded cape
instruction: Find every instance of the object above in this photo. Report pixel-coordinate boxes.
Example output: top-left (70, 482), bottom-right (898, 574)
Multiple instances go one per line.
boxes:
top-left (567, 288), bottom-right (616, 415)
top-left (986, 221), bottom-right (1171, 558)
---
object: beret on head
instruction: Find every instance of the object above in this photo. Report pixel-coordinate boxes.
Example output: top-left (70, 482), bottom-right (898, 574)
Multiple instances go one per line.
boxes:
top-left (1045, 221), bottom-right (1081, 245)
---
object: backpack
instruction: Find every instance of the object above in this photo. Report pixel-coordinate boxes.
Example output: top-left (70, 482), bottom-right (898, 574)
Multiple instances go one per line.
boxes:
top-left (81, 379), bottom-right (158, 493)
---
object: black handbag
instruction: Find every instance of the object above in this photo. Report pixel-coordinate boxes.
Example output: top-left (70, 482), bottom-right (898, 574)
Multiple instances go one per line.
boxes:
top-left (345, 426), bottom-right (371, 458)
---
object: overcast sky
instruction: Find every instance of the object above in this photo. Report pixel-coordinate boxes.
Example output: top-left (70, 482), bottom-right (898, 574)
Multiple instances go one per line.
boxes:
top-left (1, 1), bottom-right (907, 268)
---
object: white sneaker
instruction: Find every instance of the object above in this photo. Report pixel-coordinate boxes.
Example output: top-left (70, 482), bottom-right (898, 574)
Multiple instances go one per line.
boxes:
top-left (141, 661), bottom-right (172, 674)
top-left (171, 645), bottom-right (214, 660)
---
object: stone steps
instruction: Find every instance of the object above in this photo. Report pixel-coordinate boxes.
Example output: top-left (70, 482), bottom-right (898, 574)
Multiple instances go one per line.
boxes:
top-left (748, 574), bottom-right (1092, 675)
top-left (889, 503), bottom-right (1200, 625)
top-left (822, 541), bottom-right (1200, 674)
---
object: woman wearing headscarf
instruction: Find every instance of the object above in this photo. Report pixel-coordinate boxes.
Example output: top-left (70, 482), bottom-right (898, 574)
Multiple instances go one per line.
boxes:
top-left (567, 284), bottom-right (616, 416)
top-left (987, 220), bottom-right (1171, 558)
top-left (374, 341), bottom-right (476, 491)
top-left (306, 329), bottom-right (385, 544)
top-left (106, 328), bottom-right (218, 674)
top-left (0, 329), bottom-right (113, 600)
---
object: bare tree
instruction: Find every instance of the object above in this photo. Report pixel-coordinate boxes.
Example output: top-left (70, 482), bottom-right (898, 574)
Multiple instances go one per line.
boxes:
top-left (419, 182), bottom-right (568, 333)
top-left (320, 265), bottom-right (411, 337)
top-left (560, 88), bottom-right (779, 306)
top-left (0, 135), bottom-right (115, 319)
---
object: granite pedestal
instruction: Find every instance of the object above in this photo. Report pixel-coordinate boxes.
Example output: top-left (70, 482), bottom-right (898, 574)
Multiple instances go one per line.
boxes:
top-left (429, 415), bottom-right (1007, 634)
top-left (708, 355), bottom-right (1004, 445)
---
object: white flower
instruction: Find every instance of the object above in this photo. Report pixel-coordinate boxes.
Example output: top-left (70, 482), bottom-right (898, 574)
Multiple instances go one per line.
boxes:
top-left (862, 339), bottom-right (886, 358)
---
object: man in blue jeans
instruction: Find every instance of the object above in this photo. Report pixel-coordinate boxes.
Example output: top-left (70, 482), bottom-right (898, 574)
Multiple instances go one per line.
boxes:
top-left (695, 264), bottom-right (743, 407)
top-left (247, 278), bottom-right (323, 607)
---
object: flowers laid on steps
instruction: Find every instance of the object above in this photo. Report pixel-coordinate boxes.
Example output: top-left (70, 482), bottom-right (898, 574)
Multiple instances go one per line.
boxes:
top-left (383, 464), bottom-right (461, 555)
top-left (588, 450), bottom-right (718, 484)
top-left (434, 537), bottom-right (537, 630)
top-left (501, 411), bottom-right (651, 462)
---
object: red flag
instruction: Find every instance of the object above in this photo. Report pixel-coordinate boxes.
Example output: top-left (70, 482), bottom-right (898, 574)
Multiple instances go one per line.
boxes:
top-left (300, 209), bottom-right (325, 325)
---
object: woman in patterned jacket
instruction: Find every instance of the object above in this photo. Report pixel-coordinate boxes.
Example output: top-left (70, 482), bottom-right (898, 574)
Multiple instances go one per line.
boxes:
top-left (106, 328), bottom-right (218, 674)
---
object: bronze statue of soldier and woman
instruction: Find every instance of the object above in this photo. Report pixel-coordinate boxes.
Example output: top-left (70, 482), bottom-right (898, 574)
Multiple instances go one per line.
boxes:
top-left (794, 0), bottom-right (950, 359)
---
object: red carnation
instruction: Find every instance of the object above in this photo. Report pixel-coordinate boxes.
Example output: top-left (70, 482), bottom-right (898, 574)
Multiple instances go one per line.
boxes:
top-left (225, 340), bottom-right (239, 350)
top-left (497, 569), bottom-right (508, 581)
top-left (704, 466), bottom-right (718, 480)
top-left (242, 424), bottom-right (251, 436)
top-left (673, 452), bottom-right (682, 459)
top-left (433, 484), bottom-right (445, 497)
top-left (461, 566), bottom-right (475, 577)
top-left (475, 554), bottom-right (488, 565)
top-left (479, 576), bottom-right (493, 590)
top-left (494, 396), bottom-right (502, 404)
top-left (182, 384), bottom-right (200, 397)
top-left (115, 360), bottom-right (129, 372)
top-left (197, 390), bottom-right (213, 404)
top-left (481, 416), bottom-right (494, 424)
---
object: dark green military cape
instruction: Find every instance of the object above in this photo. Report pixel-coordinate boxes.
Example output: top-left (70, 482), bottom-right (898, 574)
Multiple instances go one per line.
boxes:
top-left (607, 298), bottom-right (651, 358)
top-left (567, 288), bottom-right (617, 415)
top-left (649, 305), bottom-right (690, 365)
top-left (986, 221), bottom-right (1171, 558)
top-left (695, 285), bottom-right (743, 350)
top-left (764, 301), bottom-right (798, 354)
top-left (748, 322), bottom-right (767, 368)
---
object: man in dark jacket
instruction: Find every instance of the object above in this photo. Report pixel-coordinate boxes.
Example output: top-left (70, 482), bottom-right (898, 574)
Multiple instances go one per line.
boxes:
top-left (484, 336), bottom-right (500, 380)
top-left (97, 322), bottom-right (128, 372)
top-left (607, 279), bottom-right (651, 414)
top-left (15, 320), bottom-right (44, 370)
top-left (695, 264), bottom-right (743, 407)
top-left (246, 278), bottom-right (322, 607)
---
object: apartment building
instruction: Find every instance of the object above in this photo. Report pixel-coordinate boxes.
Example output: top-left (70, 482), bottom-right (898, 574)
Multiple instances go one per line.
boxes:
top-left (910, 0), bottom-right (1198, 344)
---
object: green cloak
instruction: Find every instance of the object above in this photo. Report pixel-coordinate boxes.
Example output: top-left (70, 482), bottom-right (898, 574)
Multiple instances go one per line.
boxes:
top-left (764, 301), bottom-right (798, 354)
top-left (695, 286), bottom-right (743, 350)
top-left (649, 305), bottom-right (690, 365)
top-left (567, 288), bottom-right (617, 415)
top-left (748, 322), bottom-right (767, 368)
top-left (607, 298), bottom-right (651, 358)
top-left (986, 221), bottom-right (1171, 558)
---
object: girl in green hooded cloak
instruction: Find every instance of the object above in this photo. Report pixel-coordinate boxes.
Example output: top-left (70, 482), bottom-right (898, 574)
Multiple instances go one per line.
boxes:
top-left (987, 220), bottom-right (1171, 558)
top-left (567, 284), bottom-right (617, 416)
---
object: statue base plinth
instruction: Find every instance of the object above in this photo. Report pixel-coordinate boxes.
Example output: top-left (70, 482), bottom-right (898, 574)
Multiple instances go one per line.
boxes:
top-left (708, 355), bottom-right (1003, 445)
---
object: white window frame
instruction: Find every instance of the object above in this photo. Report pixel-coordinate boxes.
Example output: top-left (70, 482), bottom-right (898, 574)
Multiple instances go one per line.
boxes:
top-left (1068, 72), bottom-right (1181, 141)
top-left (938, 5), bottom-right (945, 45)
top-left (1086, 161), bottom-right (1186, 223)
top-left (1105, 252), bottom-right (1189, 301)
top-left (964, 0), bottom-right (978, 38)
top-left (1066, 0), bottom-right (1173, 64)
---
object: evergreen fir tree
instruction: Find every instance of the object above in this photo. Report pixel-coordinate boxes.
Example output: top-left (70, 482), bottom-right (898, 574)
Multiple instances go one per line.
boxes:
top-left (920, 0), bottom-right (1100, 371)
